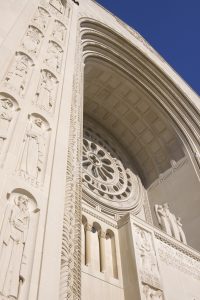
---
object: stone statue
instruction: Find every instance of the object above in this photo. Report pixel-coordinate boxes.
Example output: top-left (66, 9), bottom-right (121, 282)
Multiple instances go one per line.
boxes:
top-left (177, 217), bottom-right (187, 244)
top-left (44, 41), bottom-right (63, 72)
top-left (4, 53), bottom-right (31, 97)
top-left (22, 26), bottom-right (42, 55)
top-left (36, 70), bottom-right (57, 112)
top-left (155, 204), bottom-right (172, 236)
top-left (155, 203), bottom-right (187, 243)
top-left (0, 195), bottom-right (30, 300)
top-left (0, 96), bottom-right (14, 153)
top-left (136, 229), bottom-right (159, 279)
top-left (52, 21), bottom-right (65, 42)
top-left (17, 116), bottom-right (47, 183)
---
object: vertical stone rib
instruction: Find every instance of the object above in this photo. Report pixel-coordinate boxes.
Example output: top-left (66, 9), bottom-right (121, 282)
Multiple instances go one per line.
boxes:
top-left (59, 40), bottom-right (82, 300)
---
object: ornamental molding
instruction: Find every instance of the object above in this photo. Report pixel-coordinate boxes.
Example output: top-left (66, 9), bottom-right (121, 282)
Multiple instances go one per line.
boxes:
top-left (155, 232), bottom-right (200, 262)
top-left (148, 157), bottom-right (188, 190)
top-left (157, 239), bottom-right (200, 281)
top-left (82, 206), bottom-right (118, 229)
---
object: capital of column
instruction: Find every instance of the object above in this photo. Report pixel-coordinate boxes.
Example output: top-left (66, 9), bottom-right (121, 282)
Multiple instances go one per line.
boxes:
top-left (98, 230), bottom-right (107, 239)
top-left (85, 223), bottom-right (93, 232)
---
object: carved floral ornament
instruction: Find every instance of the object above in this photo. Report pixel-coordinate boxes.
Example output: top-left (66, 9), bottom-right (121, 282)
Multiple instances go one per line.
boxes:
top-left (82, 120), bottom-right (144, 214)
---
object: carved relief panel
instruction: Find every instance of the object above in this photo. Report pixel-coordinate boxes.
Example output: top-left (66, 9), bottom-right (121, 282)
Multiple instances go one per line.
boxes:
top-left (0, 189), bottom-right (39, 300)
top-left (21, 26), bottom-right (44, 57)
top-left (32, 7), bottom-right (50, 32)
top-left (3, 52), bottom-right (34, 98)
top-left (52, 20), bottom-right (66, 44)
top-left (44, 41), bottom-right (63, 73)
top-left (16, 114), bottom-right (51, 186)
top-left (34, 69), bottom-right (58, 112)
top-left (134, 226), bottom-right (161, 289)
top-left (0, 93), bottom-right (19, 157)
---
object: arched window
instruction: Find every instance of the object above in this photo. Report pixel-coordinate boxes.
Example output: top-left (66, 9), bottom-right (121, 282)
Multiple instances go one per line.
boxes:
top-left (106, 229), bottom-right (118, 279)
top-left (91, 222), bottom-right (101, 272)
top-left (81, 215), bottom-right (87, 265)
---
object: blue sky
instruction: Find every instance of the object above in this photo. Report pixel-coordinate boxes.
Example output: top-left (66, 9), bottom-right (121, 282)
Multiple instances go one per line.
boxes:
top-left (97, 0), bottom-right (200, 95)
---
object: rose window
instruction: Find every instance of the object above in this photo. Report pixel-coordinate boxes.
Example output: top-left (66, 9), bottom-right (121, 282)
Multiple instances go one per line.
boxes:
top-left (82, 123), bottom-right (143, 213)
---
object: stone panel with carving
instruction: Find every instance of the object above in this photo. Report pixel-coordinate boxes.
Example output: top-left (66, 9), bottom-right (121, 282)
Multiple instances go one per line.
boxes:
top-left (0, 190), bottom-right (39, 300)
top-left (3, 52), bottom-right (34, 98)
top-left (0, 93), bottom-right (19, 156)
top-left (134, 226), bottom-right (161, 289)
top-left (34, 69), bottom-right (58, 113)
top-left (52, 20), bottom-right (66, 44)
top-left (32, 7), bottom-right (50, 32)
top-left (16, 114), bottom-right (50, 186)
top-left (44, 41), bottom-right (63, 73)
top-left (21, 26), bottom-right (44, 57)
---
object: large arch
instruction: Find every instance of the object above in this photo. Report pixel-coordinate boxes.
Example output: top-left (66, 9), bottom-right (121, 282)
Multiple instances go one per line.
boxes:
top-left (80, 18), bottom-right (200, 250)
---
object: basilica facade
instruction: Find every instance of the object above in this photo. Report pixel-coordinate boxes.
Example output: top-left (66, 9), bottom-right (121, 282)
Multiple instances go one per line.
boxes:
top-left (0, 0), bottom-right (200, 299)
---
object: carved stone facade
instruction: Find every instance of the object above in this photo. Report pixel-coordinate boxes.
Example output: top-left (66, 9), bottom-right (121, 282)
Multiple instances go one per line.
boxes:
top-left (0, 0), bottom-right (200, 300)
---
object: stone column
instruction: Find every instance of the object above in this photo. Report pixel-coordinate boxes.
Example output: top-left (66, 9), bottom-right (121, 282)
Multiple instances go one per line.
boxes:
top-left (85, 224), bottom-right (93, 266)
top-left (99, 230), bottom-right (106, 273)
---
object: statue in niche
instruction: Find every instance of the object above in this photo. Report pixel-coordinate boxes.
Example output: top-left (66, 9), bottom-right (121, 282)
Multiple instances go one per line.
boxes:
top-left (17, 116), bottom-right (48, 184)
top-left (50, 0), bottom-right (64, 13)
top-left (136, 229), bottom-right (159, 279)
top-left (176, 217), bottom-right (187, 244)
top-left (4, 53), bottom-right (32, 97)
top-left (155, 203), bottom-right (187, 243)
top-left (52, 21), bottom-right (66, 42)
top-left (44, 41), bottom-right (63, 72)
top-left (22, 26), bottom-right (43, 55)
top-left (0, 95), bottom-right (15, 153)
top-left (143, 284), bottom-right (163, 300)
top-left (32, 7), bottom-right (49, 31)
top-left (0, 194), bottom-right (30, 300)
top-left (35, 70), bottom-right (57, 112)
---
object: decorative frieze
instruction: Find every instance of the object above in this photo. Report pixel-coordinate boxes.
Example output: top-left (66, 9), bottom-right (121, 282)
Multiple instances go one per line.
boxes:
top-left (157, 239), bottom-right (200, 281)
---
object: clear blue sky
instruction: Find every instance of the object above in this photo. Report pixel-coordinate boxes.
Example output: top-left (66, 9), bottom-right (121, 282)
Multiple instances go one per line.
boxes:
top-left (97, 0), bottom-right (200, 95)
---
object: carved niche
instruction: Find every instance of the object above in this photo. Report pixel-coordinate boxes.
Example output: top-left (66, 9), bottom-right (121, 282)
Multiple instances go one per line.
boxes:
top-left (3, 52), bottom-right (34, 98)
top-left (44, 41), bottom-right (63, 72)
top-left (16, 114), bottom-right (51, 186)
top-left (21, 26), bottom-right (43, 56)
top-left (32, 7), bottom-right (50, 32)
top-left (0, 93), bottom-right (19, 155)
top-left (0, 189), bottom-right (39, 300)
top-left (135, 227), bottom-right (161, 288)
top-left (34, 69), bottom-right (58, 112)
top-left (52, 20), bottom-right (66, 44)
